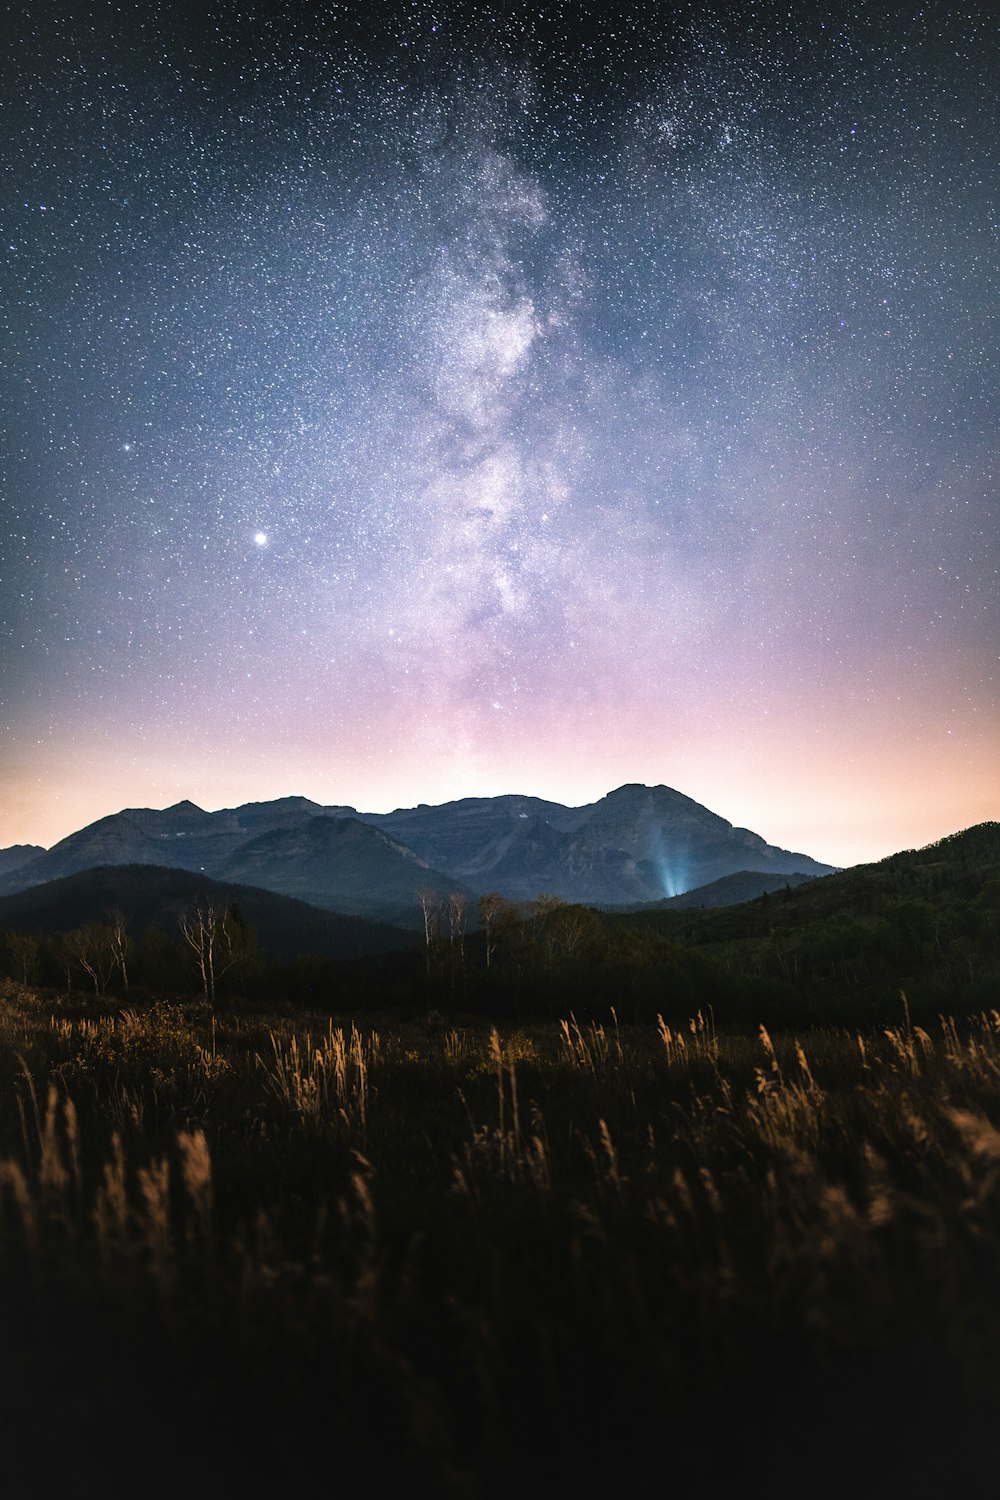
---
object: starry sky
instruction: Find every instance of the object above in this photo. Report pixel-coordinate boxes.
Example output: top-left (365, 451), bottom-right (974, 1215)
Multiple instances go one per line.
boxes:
top-left (2, 0), bottom-right (998, 866)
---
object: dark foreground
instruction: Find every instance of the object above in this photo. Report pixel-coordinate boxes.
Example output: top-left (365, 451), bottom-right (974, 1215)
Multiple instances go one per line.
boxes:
top-left (2, 985), bottom-right (1000, 1497)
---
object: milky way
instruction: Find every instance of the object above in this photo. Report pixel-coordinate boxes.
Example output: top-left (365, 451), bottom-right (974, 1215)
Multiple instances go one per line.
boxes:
top-left (2, 1), bottom-right (997, 863)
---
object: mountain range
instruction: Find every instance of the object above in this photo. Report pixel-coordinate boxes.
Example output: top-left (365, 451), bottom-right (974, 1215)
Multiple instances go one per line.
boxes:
top-left (0, 783), bottom-right (837, 922)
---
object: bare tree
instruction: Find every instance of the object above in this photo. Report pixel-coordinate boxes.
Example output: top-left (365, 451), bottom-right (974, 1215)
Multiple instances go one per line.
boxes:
top-left (446, 891), bottom-right (468, 1001)
top-left (64, 924), bottom-right (117, 999)
top-left (549, 902), bottom-right (595, 960)
top-left (448, 891), bottom-right (467, 964)
top-left (51, 932), bottom-right (76, 996)
top-left (179, 903), bottom-right (249, 1008)
top-left (108, 909), bottom-right (130, 991)
top-left (417, 887), bottom-right (440, 981)
top-left (478, 893), bottom-right (518, 968)
top-left (4, 930), bottom-right (39, 986)
top-left (532, 895), bottom-right (598, 962)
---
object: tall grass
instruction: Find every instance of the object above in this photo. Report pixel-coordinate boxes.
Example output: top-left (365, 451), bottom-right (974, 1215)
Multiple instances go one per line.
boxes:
top-left (1, 983), bottom-right (1000, 1493)
top-left (261, 1021), bottom-right (375, 1131)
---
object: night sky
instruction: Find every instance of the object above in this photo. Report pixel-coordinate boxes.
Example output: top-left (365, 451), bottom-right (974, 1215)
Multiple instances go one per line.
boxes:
top-left (2, 0), bottom-right (997, 865)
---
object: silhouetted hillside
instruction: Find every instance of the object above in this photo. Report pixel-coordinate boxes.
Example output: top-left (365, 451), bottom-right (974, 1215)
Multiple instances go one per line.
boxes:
top-left (597, 822), bottom-right (1000, 1025)
top-left (602, 869), bottom-right (822, 912)
top-left (0, 864), bottom-right (416, 959)
top-left (679, 821), bottom-right (1000, 943)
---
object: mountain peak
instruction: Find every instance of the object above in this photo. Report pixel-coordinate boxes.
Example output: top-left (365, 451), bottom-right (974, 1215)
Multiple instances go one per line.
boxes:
top-left (0, 784), bottom-right (839, 911)
top-left (605, 782), bottom-right (694, 802)
top-left (236, 795), bottom-right (324, 811)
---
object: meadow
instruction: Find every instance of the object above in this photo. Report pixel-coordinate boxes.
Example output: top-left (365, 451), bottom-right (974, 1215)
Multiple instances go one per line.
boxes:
top-left (2, 980), bottom-right (999, 1496)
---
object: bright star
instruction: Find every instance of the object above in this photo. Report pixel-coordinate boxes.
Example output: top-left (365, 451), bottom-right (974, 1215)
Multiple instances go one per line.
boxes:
top-left (254, 532), bottom-right (268, 547)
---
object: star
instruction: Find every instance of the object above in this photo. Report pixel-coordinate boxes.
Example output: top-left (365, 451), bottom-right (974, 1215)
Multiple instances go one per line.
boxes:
top-left (0, 2), bottom-right (995, 864)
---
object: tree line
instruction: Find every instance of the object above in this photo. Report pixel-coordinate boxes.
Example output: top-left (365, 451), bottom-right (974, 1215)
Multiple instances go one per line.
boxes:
top-left (1, 901), bottom-right (254, 1007)
top-left (1, 851), bottom-right (998, 1027)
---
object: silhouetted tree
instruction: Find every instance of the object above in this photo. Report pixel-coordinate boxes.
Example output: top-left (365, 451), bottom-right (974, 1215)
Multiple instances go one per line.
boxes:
top-left (4, 930), bottom-right (39, 986)
top-left (108, 908), bottom-right (131, 991)
top-left (448, 891), bottom-right (467, 962)
top-left (179, 903), bottom-right (250, 1007)
top-left (417, 887), bottom-right (441, 981)
top-left (50, 931), bottom-right (76, 995)
top-left (478, 892), bottom-right (520, 968)
top-left (64, 924), bottom-right (117, 999)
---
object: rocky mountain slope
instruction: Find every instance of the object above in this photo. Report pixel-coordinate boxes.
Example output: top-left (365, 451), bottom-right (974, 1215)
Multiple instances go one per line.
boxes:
top-left (214, 816), bottom-right (471, 923)
top-left (368, 783), bottom-right (834, 904)
top-left (0, 784), bottom-right (837, 917)
top-left (0, 844), bottom-right (44, 877)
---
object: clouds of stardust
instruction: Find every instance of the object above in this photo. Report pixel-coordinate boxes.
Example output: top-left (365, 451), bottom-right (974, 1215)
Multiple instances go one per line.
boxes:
top-left (1, 1), bottom-right (998, 863)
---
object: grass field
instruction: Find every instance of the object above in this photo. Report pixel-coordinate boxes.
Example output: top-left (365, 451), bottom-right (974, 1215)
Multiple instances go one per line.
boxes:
top-left (2, 982), bottom-right (1000, 1495)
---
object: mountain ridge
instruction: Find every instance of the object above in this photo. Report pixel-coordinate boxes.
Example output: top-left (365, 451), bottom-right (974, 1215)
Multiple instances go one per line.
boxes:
top-left (0, 783), bottom-right (838, 918)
